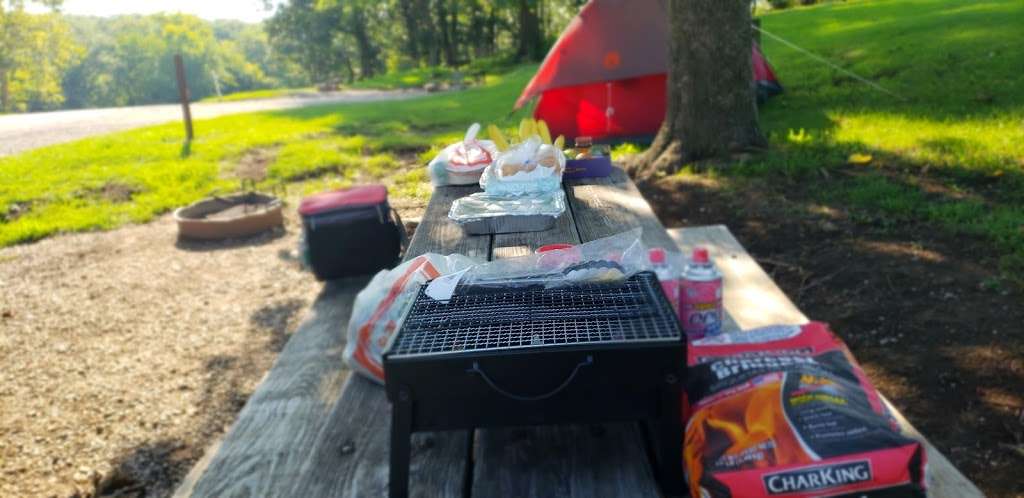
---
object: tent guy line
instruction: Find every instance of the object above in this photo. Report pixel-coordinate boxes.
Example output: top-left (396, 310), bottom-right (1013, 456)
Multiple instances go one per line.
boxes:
top-left (753, 25), bottom-right (907, 101)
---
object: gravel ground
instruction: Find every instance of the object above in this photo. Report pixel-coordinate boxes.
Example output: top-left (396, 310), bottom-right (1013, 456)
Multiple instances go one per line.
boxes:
top-left (0, 212), bottom-right (325, 498)
top-left (0, 89), bottom-right (426, 156)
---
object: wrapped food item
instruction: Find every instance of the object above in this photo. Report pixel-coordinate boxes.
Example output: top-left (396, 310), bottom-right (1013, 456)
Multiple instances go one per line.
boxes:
top-left (449, 190), bottom-right (566, 235)
top-left (479, 137), bottom-right (566, 196)
top-left (684, 323), bottom-right (927, 498)
top-left (428, 123), bottom-right (497, 186)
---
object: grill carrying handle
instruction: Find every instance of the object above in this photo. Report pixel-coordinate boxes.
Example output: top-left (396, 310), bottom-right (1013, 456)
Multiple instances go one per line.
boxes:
top-left (466, 355), bottom-right (593, 402)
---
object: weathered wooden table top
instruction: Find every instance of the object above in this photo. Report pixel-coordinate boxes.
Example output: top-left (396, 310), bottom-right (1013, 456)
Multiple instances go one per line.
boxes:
top-left (176, 168), bottom-right (984, 498)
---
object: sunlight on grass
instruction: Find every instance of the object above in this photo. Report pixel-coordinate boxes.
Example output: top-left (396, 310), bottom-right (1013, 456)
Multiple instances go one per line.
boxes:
top-left (745, 0), bottom-right (1024, 274)
top-left (0, 65), bottom-right (537, 246)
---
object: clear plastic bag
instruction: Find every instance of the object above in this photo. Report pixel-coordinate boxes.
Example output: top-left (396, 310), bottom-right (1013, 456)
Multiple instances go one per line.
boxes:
top-left (479, 136), bottom-right (565, 196)
top-left (343, 253), bottom-right (478, 382)
top-left (460, 228), bottom-right (651, 290)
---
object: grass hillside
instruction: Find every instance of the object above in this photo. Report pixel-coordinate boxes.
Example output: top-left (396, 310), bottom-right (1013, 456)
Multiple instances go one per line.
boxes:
top-left (750, 0), bottom-right (1024, 275)
top-left (0, 66), bottom-right (536, 246)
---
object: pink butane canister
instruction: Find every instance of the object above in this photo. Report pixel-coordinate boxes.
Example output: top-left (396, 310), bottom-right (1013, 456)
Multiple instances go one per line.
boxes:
top-left (648, 248), bottom-right (680, 313)
top-left (680, 247), bottom-right (723, 340)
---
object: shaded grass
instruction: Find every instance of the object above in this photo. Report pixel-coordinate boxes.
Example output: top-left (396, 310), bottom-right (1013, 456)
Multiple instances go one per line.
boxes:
top-left (0, 66), bottom-right (536, 246)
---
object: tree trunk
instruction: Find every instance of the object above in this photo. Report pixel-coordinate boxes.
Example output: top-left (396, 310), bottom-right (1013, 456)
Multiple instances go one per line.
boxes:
top-left (631, 0), bottom-right (766, 179)
top-left (349, 8), bottom-right (378, 78)
top-left (468, 6), bottom-right (484, 58)
top-left (343, 56), bottom-right (355, 84)
top-left (0, 67), bottom-right (8, 113)
top-left (515, 0), bottom-right (543, 61)
top-left (486, 7), bottom-right (497, 56)
top-left (436, 0), bottom-right (456, 66)
top-left (398, 0), bottom-right (420, 60)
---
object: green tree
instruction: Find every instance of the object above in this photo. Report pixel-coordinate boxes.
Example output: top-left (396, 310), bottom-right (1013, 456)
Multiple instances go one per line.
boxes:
top-left (0, 0), bottom-right (80, 112)
top-left (267, 0), bottom-right (353, 83)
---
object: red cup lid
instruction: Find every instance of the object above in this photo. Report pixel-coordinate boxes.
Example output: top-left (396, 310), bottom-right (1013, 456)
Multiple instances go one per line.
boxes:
top-left (648, 247), bottom-right (666, 264)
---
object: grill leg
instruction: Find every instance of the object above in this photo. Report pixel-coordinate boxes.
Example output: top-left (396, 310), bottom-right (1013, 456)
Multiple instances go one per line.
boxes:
top-left (390, 388), bottom-right (413, 498)
top-left (657, 373), bottom-right (685, 496)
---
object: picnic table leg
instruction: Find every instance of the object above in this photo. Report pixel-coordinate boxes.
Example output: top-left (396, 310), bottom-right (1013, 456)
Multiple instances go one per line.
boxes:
top-left (657, 372), bottom-right (686, 496)
top-left (389, 387), bottom-right (413, 498)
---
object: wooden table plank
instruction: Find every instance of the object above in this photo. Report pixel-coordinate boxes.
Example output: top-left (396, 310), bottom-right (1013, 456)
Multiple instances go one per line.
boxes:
top-left (179, 278), bottom-right (368, 498)
top-left (473, 424), bottom-right (660, 498)
top-left (291, 185), bottom-right (491, 498)
top-left (565, 168), bottom-right (676, 250)
top-left (668, 226), bottom-right (984, 498)
top-left (472, 195), bottom-right (662, 498)
top-left (491, 195), bottom-right (580, 259)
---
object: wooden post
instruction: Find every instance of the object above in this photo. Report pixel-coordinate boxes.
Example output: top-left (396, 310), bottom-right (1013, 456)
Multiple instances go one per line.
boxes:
top-left (174, 54), bottom-right (194, 141)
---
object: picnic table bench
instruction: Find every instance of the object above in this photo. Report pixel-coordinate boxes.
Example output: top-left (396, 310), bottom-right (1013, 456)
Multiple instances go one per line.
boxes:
top-left (175, 167), bottom-right (984, 498)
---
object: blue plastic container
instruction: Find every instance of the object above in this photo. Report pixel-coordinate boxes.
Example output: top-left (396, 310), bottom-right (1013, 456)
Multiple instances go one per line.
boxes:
top-left (562, 156), bottom-right (613, 179)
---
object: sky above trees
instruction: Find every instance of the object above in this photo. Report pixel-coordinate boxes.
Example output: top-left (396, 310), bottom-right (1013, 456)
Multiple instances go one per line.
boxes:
top-left (28, 0), bottom-right (276, 23)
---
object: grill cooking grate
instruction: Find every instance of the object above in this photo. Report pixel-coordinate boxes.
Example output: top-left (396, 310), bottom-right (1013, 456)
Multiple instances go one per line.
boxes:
top-left (388, 272), bottom-right (680, 357)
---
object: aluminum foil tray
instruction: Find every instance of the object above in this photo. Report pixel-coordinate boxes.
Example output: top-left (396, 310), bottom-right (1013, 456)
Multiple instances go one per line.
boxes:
top-left (449, 190), bottom-right (565, 235)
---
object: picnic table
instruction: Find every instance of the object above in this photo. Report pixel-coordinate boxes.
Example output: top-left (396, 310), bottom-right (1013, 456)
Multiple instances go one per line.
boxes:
top-left (175, 167), bottom-right (984, 498)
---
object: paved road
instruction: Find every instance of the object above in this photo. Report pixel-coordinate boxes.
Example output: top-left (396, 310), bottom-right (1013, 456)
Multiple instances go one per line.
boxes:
top-left (0, 89), bottom-right (426, 156)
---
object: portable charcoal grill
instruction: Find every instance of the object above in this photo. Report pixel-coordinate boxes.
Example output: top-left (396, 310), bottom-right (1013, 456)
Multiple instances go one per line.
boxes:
top-left (383, 271), bottom-right (685, 498)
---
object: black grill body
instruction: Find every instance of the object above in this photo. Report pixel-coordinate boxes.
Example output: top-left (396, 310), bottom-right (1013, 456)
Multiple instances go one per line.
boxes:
top-left (383, 272), bottom-right (685, 497)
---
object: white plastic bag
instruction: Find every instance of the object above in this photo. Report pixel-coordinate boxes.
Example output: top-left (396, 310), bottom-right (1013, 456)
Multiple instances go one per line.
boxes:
top-left (479, 136), bottom-right (565, 196)
top-left (428, 123), bottom-right (497, 186)
top-left (343, 253), bottom-right (477, 382)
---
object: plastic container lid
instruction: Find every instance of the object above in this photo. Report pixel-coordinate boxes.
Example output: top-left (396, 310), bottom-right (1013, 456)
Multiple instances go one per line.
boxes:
top-left (449, 141), bottom-right (493, 169)
top-left (537, 243), bottom-right (575, 254)
top-left (692, 247), bottom-right (710, 264)
top-left (648, 247), bottom-right (666, 264)
top-left (298, 185), bottom-right (387, 216)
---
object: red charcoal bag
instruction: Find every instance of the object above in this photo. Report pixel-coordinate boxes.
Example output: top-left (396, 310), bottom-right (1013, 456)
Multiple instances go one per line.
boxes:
top-left (684, 322), bottom-right (927, 498)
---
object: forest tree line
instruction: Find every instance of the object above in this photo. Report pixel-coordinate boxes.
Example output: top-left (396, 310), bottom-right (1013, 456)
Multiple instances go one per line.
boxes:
top-left (0, 0), bottom-right (585, 113)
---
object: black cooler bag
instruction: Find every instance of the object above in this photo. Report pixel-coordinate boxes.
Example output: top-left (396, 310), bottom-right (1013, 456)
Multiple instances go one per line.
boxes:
top-left (299, 185), bottom-right (403, 280)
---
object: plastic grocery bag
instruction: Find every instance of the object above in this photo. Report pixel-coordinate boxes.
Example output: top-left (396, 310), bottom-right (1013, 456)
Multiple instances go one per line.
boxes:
top-left (344, 253), bottom-right (477, 382)
top-left (428, 123), bottom-right (498, 187)
top-left (460, 228), bottom-right (650, 290)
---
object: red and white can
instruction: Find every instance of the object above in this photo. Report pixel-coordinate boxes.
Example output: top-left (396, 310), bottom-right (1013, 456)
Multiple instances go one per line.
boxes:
top-left (680, 247), bottom-right (723, 340)
top-left (648, 248), bottom-right (680, 312)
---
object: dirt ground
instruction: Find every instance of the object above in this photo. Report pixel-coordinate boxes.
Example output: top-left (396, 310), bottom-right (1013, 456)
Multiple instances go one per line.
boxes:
top-left (2, 173), bottom-right (1020, 497)
top-left (0, 200), bottom-right (423, 498)
top-left (641, 172), bottom-right (1024, 498)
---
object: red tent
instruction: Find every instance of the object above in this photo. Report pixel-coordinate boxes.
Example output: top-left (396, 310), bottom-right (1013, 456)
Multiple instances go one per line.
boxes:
top-left (515, 0), bottom-right (782, 141)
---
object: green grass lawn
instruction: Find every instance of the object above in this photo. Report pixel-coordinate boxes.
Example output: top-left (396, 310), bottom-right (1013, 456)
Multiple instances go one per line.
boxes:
top-left (0, 67), bottom-right (535, 246)
top-left (746, 0), bottom-right (1024, 274)
top-left (2, 0), bottom-right (1022, 276)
